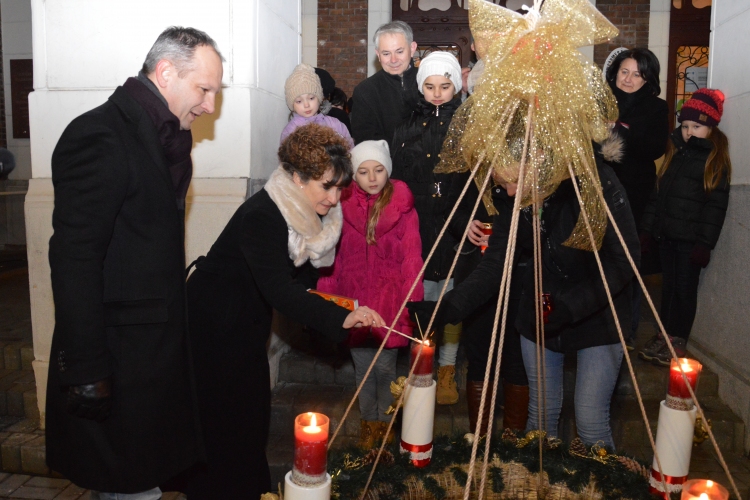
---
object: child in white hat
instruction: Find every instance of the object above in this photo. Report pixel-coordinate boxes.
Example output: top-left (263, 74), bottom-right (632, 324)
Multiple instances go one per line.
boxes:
top-left (317, 140), bottom-right (424, 449)
top-left (391, 50), bottom-right (466, 406)
top-left (280, 63), bottom-right (353, 147)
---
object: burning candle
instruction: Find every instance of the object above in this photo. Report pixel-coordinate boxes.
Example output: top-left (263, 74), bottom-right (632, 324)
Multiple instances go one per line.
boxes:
top-left (480, 223), bottom-right (493, 254)
top-left (410, 340), bottom-right (435, 376)
top-left (667, 358), bottom-right (702, 411)
top-left (292, 412), bottom-right (329, 487)
top-left (680, 479), bottom-right (729, 500)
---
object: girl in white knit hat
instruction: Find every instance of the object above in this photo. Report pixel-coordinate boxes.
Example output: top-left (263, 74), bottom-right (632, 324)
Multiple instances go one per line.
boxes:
top-left (317, 140), bottom-right (424, 449)
top-left (280, 63), bottom-right (353, 148)
top-left (391, 50), bottom-right (467, 406)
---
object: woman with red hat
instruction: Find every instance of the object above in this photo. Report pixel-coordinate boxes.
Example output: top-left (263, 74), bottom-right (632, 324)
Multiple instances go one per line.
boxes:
top-left (639, 88), bottom-right (732, 366)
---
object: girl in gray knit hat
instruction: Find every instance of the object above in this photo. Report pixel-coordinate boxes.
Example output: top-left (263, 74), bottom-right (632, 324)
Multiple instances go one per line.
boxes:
top-left (280, 63), bottom-right (353, 148)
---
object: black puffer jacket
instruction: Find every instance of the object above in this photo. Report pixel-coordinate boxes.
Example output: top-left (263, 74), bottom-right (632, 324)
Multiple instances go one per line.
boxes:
top-left (391, 95), bottom-right (472, 282)
top-left (444, 161), bottom-right (639, 353)
top-left (641, 127), bottom-right (730, 249)
top-left (350, 64), bottom-right (420, 148)
top-left (604, 83), bottom-right (669, 231)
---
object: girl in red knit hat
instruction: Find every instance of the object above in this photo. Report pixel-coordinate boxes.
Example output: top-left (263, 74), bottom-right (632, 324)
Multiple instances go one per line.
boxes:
top-left (639, 88), bottom-right (732, 366)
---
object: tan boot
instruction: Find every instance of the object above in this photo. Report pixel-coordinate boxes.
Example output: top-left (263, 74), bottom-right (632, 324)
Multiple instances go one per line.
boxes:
top-left (437, 365), bottom-right (459, 405)
top-left (373, 421), bottom-right (395, 446)
top-left (359, 420), bottom-right (377, 450)
top-left (502, 382), bottom-right (530, 432)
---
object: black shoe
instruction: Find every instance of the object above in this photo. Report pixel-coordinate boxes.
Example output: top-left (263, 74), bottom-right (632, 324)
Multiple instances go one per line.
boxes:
top-left (639, 334), bottom-right (665, 361)
top-left (652, 337), bottom-right (688, 367)
top-left (625, 337), bottom-right (635, 352)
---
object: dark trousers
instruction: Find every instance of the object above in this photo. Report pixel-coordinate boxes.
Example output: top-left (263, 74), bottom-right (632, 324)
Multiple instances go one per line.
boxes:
top-left (455, 249), bottom-right (527, 385)
top-left (659, 239), bottom-right (702, 340)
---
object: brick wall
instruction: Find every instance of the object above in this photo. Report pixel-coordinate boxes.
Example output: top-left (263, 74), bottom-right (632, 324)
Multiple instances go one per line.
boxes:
top-left (317, 0), bottom-right (369, 99)
top-left (594, 0), bottom-right (651, 67)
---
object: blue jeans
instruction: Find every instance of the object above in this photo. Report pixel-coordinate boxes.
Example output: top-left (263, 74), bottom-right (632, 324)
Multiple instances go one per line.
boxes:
top-left (659, 239), bottom-right (702, 340)
top-left (91, 488), bottom-right (161, 500)
top-left (520, 336), bottom-right (623, 449)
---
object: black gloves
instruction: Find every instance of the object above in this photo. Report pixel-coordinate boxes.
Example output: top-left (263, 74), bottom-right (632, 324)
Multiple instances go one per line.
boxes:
top-left (690, 243), bottom-right (711, 268)
top-left (67, 377), bottom-right (112, 422)
top-left (542, 300), bottom-right (573, 338)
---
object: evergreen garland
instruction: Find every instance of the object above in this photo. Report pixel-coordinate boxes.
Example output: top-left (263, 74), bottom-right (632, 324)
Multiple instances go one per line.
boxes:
top-left (329, 433), bottom-right (654, 500)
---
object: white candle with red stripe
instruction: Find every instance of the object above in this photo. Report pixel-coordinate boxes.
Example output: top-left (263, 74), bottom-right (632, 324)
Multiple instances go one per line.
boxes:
top-left (401, 344), bottom-right (436, 467)
top-left (649, 401), bottom-right (697, 498)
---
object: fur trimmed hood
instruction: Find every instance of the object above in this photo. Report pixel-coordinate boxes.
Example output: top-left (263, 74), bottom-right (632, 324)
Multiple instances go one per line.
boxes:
top-left (264, 166), bottom-right (343, 268)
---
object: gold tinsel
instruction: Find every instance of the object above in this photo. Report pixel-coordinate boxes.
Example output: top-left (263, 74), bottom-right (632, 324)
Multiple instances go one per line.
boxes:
top-left (435, 0), bottom-right (619, 250)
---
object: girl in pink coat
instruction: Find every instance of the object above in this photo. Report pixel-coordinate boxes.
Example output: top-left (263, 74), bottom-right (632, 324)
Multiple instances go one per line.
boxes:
top-left (317, 139), bottom-right (424, 449)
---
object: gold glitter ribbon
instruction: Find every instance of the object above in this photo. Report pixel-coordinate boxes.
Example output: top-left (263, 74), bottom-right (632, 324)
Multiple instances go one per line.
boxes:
top-left (435, 0), bottom-right (619, 250)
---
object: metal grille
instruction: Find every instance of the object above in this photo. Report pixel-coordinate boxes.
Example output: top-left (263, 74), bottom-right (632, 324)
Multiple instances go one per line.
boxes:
top-left (674, 45), bottom-right (709, 121)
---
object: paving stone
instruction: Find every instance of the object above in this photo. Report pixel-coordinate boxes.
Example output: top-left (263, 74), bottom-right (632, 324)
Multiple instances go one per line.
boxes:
top-left (19, 349), bottom-right (32, 374)
top-left (22, 480), bottom-right (67, 490)
top-left (7, 385), bottom-right (35, 418)
top-left (3, 343), bottom-right (25, 373)
top-left (5, 422), bottom-right (38, 435)
top-left (333, 361), bottom-right (355, 386)
top-left (161, 493), bottom-right (187, 500)
top-left (7, 485), bottom-right (60, 499)
top-left (278, 353), bottom-right (316, 384)
top-left (20, 437), bottom-right (48, 476)
top-left (21, 394), bottom-right (37, 423)
top-left (312, 361), bottom-right (335, 385)
top-left (76, 492), bottom-right (93, 500)
top-left (53, 483), bottom-right (86, 500)
top-left (0, 475), bottom-right (30, 496)
top-left (1, 435), bottom-right (37, 473)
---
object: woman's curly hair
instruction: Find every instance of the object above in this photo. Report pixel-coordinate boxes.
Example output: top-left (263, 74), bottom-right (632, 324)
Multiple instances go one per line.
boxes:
top-left (278, 124), bottom-right (353, 188)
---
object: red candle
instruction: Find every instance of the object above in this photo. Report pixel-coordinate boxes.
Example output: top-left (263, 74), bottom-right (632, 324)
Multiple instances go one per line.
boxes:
top-left (410, 340), bottom-right (435, 376)
top-left (292, 412), bottom-right (329, 487)
top-left (681, 479), bottom-right (729, 500)
top-left (480, 223), bottom-right (493, 254)
top-left (667, 358), bottom-right (702, 411)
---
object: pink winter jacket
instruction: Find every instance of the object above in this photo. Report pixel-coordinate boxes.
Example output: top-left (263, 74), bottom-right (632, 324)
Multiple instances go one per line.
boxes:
top-left (317, 179), bottom-right (424, 348)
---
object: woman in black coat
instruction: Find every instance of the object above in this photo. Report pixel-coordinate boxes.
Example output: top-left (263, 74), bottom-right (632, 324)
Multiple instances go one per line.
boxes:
top-left (411, 155), bottom-right (639, 448)
top-left (604, 48), bottom-right (669, 345)
top-left (184, 124), bottom-right (385, 499)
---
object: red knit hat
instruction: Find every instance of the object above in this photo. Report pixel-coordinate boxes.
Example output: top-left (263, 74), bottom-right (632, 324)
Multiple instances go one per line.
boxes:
top-left (679, 88), bottom-right (725, 126)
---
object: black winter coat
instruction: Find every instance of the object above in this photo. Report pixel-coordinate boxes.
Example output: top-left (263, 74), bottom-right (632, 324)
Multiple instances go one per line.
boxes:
top-left (47, 87), bottom-right (200, 492)
top-left (185, 189), bottom-right (350, 498)
top-left (391, 95), bottom-right (473, 282)
top-left (350, 65), bottom-right (420, 147)
top-left (641, 128), bottom-right (730, 249)
top-left (444, 161), bottom-right (639, 353)
top-left (605, 84), bottom-right (669, 231)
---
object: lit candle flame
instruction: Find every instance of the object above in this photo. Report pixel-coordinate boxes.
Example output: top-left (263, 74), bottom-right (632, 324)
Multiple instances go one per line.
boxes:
top-left (423, 340), bottom-right (431, 347)
top-left (700, 493), bottom-right (709, 500)
top-left (303, 412), bottom-right (321, 433)
top-left (707, 480), bottom-right (713, 487)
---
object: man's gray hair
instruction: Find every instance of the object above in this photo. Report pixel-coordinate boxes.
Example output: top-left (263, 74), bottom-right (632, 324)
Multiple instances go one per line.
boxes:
top-left (373, 20), bottom-right (414, 48)
top-left (142, 26), bottom-right (224, 76)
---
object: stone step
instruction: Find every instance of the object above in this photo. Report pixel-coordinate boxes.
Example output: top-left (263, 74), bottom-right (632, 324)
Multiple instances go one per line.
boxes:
top-left (0, 342), bottom-right (40, 422)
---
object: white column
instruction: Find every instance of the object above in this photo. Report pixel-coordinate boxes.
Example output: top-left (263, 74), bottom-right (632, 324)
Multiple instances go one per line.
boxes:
top-left (649, 0), bottom-right (671, 99)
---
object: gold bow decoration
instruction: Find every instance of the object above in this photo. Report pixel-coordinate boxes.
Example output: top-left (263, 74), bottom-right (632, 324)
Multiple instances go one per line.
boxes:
top-left (435, 0), bottom-right (619, 250)
top-left (385, 376), bottom-right (407, 415)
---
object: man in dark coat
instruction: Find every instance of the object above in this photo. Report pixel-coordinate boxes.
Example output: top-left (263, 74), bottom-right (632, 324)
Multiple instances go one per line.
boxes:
top-left (46, 27), bottom-right (223, 498)
top-left (350, 20), bottom-right (420, 147)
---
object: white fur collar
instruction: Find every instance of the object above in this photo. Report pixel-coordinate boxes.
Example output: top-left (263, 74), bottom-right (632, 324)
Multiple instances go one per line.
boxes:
top-left (264, 166), bottom-right (342, 268)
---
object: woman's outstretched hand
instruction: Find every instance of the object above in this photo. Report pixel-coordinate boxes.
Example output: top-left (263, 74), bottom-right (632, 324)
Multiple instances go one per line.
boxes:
top-left (344, 306), bottom-right (385, 329)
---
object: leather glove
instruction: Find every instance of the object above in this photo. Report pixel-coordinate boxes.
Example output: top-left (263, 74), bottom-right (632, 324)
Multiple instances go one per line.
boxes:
top-left (67, 377), bottom-right (112, 422)
top-left (639, 232), bottom-right (654, 254)
top-left (690, 243), bottom-right (711, 268)
top-left (543, 300), bottom-right (573, 338)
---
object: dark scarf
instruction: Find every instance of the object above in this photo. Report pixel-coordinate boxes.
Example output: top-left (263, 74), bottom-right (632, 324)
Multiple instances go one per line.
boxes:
top-left (610, 82), bottom-right (654, 121)
top-left (122, 74), bottom-right (193, 208)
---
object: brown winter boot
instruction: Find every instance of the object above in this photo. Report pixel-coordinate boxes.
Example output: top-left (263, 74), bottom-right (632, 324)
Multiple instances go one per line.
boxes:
top-left (437, 365), bottom-right (459, 405)
top-left (466, 380), bottom-right (493, 437)
top-left (502, 382), bottom-right (530, 432)
top-left (373, 421), bottom-right (395, 446)
top-left (359, 420), bottom-right (377, 450)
